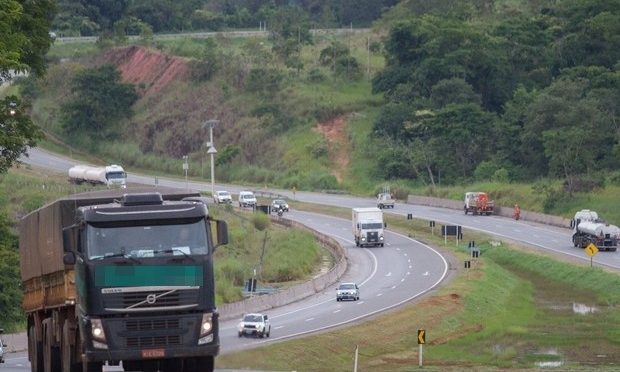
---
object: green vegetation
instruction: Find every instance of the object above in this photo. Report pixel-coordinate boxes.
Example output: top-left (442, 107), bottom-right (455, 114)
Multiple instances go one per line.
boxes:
top-left (217, 203), bottom-right (620, 371)
top-left (0, 167), bottom-right (323, 329)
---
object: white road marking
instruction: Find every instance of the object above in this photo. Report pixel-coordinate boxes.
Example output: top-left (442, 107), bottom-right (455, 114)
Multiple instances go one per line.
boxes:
top-left (305, 318), bottom-right (314, 322)
top-left (407, 272), bottom-right (410, 275)
top-left (401, 278), bottom-right (405, 282)
top-left (391, 285), bottom-right (397, 289)
top-left (333, 309), bottom-right (341, 313)
top-left (409, 265), bottom-right (412, 269)
top-left (357, 301), bottom-right (365, 304)
top-left (377, 293), bottom-right (383, 297)
top-left (423, 271), bottom-right (429, 276)
top-left (385, 272), bottom-right (392, 277)
top-left (274, 326), bottom-right (285, 330)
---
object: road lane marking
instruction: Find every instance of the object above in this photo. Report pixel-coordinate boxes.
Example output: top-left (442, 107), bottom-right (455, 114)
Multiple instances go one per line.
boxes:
top-left (333, 309), bottom-right (341, 313)
top-left (357, 301), bottom-right (365, 304)
top-left (274, 326), bottom-right (285, 330)
top-left (377, 293), bottom-right (382, 296)
top-left (305, 318), bottom-right (314, 322)
top-left (385, 272), bottom-right (392, 277)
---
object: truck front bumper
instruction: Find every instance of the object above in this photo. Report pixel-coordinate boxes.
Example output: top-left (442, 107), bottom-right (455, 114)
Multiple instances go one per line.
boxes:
top-left (85, 342), bottom-right (219, 362)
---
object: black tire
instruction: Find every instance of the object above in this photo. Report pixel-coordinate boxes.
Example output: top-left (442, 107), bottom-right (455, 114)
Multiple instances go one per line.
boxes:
top-left (184, 356), bottom-right (214, 372)
top-left (238, 332), bottom-right (242, 337)
top-left (43, 319), bottom-right (61, 372)
top-left (62, 321), bottom-right (80, 372)
top-left (83, 361), bottom-right (102, 372)
top-left (381, 243), bottom-right (384, 247)
top-left (29, 323), bottom-right (44, 372)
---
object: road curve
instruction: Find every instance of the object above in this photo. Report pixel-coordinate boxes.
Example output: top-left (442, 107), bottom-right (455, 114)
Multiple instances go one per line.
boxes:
top-left (22, 147), bottom-right (620, 271)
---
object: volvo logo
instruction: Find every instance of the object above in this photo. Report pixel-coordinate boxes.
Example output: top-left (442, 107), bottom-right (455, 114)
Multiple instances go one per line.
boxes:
top-left (146, 294), bottom-right (157, 304)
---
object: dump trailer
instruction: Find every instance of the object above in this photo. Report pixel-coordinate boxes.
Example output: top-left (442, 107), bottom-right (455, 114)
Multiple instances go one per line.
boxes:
top-left (352, 207), bottom-right (385, 247)
top-left (19, 187), bottom-right (228, 372)
top-left (571, 209), bottom-right (619, 252)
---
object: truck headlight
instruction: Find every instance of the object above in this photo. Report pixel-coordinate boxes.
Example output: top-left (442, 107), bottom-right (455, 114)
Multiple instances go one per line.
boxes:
top-left (362, 237), bottom-right (366, 241)
top-left (90, 318), bottom-right (107, 349)
top-left (380, 236), bottom-right (384, 241)
top-left (200, 313), bottom-right (213, 337)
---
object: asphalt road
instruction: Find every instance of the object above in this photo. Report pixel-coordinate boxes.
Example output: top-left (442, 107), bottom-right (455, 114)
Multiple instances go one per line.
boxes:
top-left (22, 147), bottom-right (620, 271)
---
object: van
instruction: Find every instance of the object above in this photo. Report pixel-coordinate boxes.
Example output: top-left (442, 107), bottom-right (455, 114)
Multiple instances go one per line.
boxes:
top-left (238, 191), bottom-right (257, 208)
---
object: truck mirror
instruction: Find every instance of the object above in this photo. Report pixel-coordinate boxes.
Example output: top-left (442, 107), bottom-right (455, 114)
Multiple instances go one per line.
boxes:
top-left (63, 252), bottom-right (76, 265)
top-left (264, 315), bottom-right (268, 320)
top-left (214, 220), bottom-right (229, 249)
top-left (356, 223), bottom-right (360, 229)
top-left (384, 223), bottom-right (387, 228)
top-left (62, 227), bottom-right (74, 253)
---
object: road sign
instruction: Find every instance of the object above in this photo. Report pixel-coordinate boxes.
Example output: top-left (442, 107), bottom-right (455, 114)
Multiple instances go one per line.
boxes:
top-left (585, 243), bottom-right (599, 257)
top-left (417, 329), bottom-right (425, 344)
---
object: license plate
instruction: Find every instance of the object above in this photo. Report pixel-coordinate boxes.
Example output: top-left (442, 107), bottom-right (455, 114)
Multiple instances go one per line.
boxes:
top-left (142, 349), bottom-right (165, 358)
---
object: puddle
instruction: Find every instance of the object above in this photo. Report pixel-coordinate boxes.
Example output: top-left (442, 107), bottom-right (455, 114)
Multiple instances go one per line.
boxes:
top-left (535, 361), bottom-right (564, 368)
top-left (572, 303), bottom-right (598, 315)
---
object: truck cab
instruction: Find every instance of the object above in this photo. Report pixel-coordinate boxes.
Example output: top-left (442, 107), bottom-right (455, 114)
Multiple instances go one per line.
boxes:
top-left (376, 193), bottom-right (395, 209)
top-left (352, 207), bottom-right (386, 247)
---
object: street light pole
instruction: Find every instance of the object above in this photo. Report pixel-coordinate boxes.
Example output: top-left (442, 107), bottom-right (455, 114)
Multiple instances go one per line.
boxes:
top-left (202, 119), bottom-right (219, 198)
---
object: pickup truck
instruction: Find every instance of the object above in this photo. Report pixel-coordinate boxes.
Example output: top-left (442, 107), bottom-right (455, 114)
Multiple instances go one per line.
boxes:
top-left (377, 193), bottom-right (395, 209)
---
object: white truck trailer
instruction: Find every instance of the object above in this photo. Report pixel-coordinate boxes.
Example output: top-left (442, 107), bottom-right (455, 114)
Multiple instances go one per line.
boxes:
top-left (571, 209), bottom-right (619, 252)
top-left (68, 164), bottom-right (127, 188)
top-left (352, 207), bottom-right (385, 247)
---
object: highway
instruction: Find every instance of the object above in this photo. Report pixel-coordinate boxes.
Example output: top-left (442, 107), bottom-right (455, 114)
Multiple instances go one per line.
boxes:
top-left (23, 147), bottom-right (620, 271)
top-left (5, 146), bottom-right (617, 371)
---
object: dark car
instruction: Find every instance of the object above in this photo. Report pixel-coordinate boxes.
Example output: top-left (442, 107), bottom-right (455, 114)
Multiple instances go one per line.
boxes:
top-left (270, 199), bottom-right (289, 213)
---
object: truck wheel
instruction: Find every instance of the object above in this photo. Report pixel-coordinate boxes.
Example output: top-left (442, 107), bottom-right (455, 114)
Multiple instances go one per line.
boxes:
top-left (238, 331), bottom-right (242, 337)
top-left (381, 243), bottom-right (384, 247)
top-left (43, 319), bottom-right (61, 372)
top-left (82, 361), bottom-right (102, 372)
top-left (183, 356), bottom-right (214, 372)
top-left (62, 321), bottom-right (79, 372)
top-left (29, 323), bottom-right (44, 372)
top-left (464, 208), bottom-right (468, 215)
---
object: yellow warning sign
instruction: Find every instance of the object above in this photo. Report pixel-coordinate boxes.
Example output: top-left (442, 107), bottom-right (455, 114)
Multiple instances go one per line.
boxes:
top-left (585, 243), bottom-right (599, 257)
top-left (417, 329), bottom-right (425, 344)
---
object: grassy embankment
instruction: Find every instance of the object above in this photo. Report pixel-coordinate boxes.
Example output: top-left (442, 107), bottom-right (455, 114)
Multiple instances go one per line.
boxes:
top-left (0, 167), bottom-right (326, 320)
top-left (217, 202), bottom-right (620, 371)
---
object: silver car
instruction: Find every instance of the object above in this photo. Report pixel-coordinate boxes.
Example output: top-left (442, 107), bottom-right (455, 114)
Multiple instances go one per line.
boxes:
top-left (336, 282), bottom-right (360, 301)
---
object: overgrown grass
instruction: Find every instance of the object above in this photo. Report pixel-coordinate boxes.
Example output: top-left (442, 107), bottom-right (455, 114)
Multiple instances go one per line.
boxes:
top-left (217, 202), bottom-right (620, 371)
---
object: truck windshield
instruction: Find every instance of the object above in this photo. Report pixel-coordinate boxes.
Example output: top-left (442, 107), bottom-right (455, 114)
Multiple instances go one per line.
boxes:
top-left (106, 171), bottom-right (126, 180)
top-left (86, 220), bottom-right (209, 260)
top-left (361, 222), bottom-right (383, 229)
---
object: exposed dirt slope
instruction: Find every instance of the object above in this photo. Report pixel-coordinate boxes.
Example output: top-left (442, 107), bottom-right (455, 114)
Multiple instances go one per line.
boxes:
top-left (313, 116), bottom-right (350, 182)
top-left (101, 46), bottom-right (189, 95)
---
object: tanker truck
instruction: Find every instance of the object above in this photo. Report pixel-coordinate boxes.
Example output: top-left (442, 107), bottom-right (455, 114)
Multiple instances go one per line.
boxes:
top-left (19, 187), bottom-right (228, 372)
top-left (571, 209), bottom-right (619, 252)
top-left (68, 164), bottom-right (127, 188)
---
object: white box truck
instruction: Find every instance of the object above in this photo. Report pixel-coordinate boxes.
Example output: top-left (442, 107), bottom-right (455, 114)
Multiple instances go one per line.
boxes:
top-left (68, 164), bottom-right (127, 188)
top-left (352, 207), bottom-right (386, 247)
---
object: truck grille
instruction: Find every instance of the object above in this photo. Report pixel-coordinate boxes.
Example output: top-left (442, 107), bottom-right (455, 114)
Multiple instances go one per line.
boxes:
top-left (103, 289), bottom-right (199, 310)
top-left (125, 319), bottom-right (179, 331)
top-left (367, 232), bottom-right (378, 242)
top-left (126, 335), bottom-right (181, 348)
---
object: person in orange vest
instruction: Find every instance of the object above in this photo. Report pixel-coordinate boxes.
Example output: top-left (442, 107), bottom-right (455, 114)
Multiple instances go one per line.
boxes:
top-left (514, 204), bottom-right (521, 220)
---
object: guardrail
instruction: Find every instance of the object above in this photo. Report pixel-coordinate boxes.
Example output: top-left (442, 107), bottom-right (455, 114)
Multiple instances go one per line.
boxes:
top-left (406, 195), bottom-right (572, 229)
top-left (218, 215), bottom-right (347, 321)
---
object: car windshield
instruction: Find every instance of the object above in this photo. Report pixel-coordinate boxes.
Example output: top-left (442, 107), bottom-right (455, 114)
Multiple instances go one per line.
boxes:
top-left (242, 194), bottom-right (254, 200)
top-left (339, 284), bottom-right (356, 290)
top-left (243, 314), bottom-right (263, 322)
top-left (106, 171), bottom-right (126, 180)
top-left (273, 200), bottom-right (285, 204)
top-left (86, 220), bottom-right (209, 260)
top-left (218, 191), bottom-right (230, 197)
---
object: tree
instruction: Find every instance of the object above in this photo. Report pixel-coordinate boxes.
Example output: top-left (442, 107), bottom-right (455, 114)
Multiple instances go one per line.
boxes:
top-left (542, 127), bottom-right (592, 195)
top-left (60, 64), bottom-right (137, 142)
top-left (0, 0), bottom-right (55, 83)
top-left (0, 96), bottom-right (43, 173)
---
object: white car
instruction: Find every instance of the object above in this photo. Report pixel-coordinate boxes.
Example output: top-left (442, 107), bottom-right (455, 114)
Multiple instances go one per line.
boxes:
top-left (0, 338), bottom-right (5, 363)
top-left (336, 282), bottom-right (360, 301)
top-left (238, 313), bottom-right (271, 338)
top-left (213, 190), bottom-right (232, 204)
top-left (238, 191), bottom-right (257, 208)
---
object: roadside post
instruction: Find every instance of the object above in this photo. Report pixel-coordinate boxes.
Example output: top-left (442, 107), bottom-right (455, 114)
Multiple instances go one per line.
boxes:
top-left (429, 220), bottom-right (435, 235)
top-left (182, 155), bottom-right (189, 190)
top-left (585, 243), bottom-right (598, 267)
top-left (441, 225), bottom-right (462, 246)
top-left (418, 329), bottom-right (425, 367)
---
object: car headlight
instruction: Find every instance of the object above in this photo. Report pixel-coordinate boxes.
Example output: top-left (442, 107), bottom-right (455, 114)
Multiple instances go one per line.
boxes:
top-left (380, 236), bottom-right (384, 241)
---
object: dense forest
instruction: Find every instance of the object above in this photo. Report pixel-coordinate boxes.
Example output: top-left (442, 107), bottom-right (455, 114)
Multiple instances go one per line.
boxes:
top-left (371, 0), bottom-right (620, 190)
top-left (51, 0), bottom-right (399, 36)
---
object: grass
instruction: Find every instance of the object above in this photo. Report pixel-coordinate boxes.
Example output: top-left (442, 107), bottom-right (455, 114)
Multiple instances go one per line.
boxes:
top-left (216, 202), bottom-right (620, 371)
top-left (1, 167), bottom-right (325, 310)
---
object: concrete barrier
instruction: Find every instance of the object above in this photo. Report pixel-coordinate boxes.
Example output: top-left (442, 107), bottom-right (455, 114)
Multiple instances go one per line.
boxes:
top-left (407, 195), bottom-right (572, 229)
top-left (218, 216), bottom-right (347, 321)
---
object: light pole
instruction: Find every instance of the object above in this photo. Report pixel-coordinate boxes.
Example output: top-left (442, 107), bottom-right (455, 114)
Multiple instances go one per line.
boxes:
top-left (182, 155), bottom-right (189, 190)
top-left (202, 119), bottom-right (219, 198)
